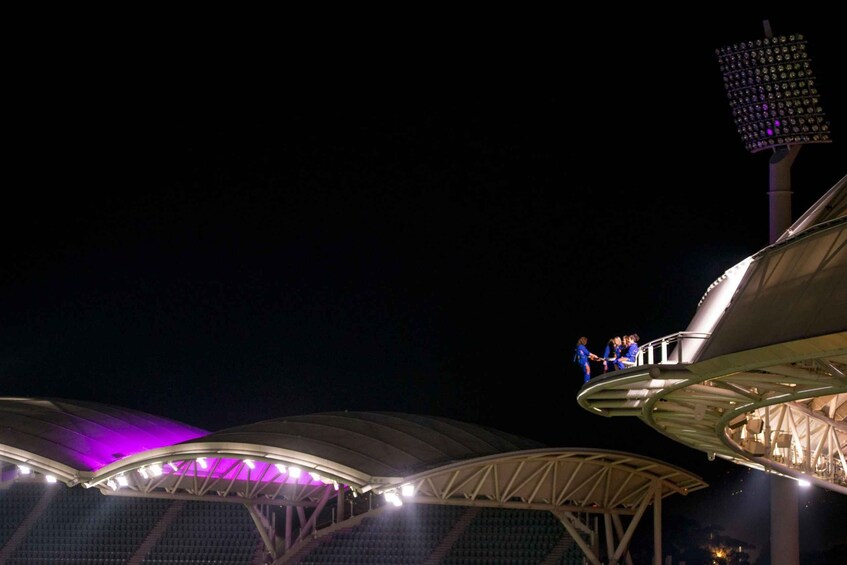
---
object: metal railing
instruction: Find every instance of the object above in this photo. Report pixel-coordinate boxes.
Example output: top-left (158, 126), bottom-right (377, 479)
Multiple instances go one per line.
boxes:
top-left (632, 331), bottom-right (711, 366)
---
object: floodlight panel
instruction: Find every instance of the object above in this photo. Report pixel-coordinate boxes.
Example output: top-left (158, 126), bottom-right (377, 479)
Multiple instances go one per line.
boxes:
top-left (716, 34), bottom-right (831, 153)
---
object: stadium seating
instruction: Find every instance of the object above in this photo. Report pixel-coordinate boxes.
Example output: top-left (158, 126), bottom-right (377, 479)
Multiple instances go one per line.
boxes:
top-left (1, 481), bottom-right (585, 564)
top-left (4, 482), bottom-right (170, 564)
top-left (141, 499), bottom-right (262, 564)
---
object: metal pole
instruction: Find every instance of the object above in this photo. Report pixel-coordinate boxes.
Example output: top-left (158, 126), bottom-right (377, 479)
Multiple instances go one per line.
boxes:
top-left (336, 486), bottom-right (345, 522)
top-left (767, 139), bottom-right (802, 565)
top-left (771, 475), bottom-right (800, 565)
top-left (768, 145), bottom-right (801, 243)
top-left (653, 479), bottom-right (662, 565)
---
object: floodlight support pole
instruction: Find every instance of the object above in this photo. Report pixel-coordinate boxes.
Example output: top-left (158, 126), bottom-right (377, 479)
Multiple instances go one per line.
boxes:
top-left (768, 142), bottom-right (801, 565)
top-left (768, 145), bottom-right (801, 243)
top-left (771, 475), bottom-right (800, 565)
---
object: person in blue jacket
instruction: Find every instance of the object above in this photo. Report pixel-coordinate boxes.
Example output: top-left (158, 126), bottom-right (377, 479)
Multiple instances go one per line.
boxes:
top-left (616, 334), bottom-right (640, 369)
top-left (574, 336), bottom-right (599, 383)
top-left (602, 336), bottom-right (622, 374)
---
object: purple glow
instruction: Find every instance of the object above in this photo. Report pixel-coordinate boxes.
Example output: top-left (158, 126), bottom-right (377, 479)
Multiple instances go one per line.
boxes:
top-left (762, 104), bottom-right (769, 111)
top-left (0, 398), bottom-right (209, 473)
top-left (766, 128), bottom-right (774, 136)
top-left (80, 417), bottom-right (207, 471)
top-left (774, 120), bottom-right (781, 126)
top-left (160, 457), bottom-right (333, 485)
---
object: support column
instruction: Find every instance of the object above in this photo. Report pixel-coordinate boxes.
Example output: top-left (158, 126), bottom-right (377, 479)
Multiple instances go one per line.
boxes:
top-left (285, 506), bottom-right (293, 550)
top-left (768, 145), bottom-right (800, 243)
top-left (336, 487), bottom-right (345, 522)
top-left (604, 513), bottom-right (616, 564)
top-left (611, 514), bottom-right (635, 565)
top-left (653, 479), bottom-right (662, 565)
top-left (768, 140), bottom-right (801, 565)
top-left (771, 475), bottom-right (800, 565)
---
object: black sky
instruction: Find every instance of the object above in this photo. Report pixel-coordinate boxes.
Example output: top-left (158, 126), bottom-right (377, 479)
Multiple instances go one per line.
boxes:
top-left (3, 12), bottom-right (846, 557)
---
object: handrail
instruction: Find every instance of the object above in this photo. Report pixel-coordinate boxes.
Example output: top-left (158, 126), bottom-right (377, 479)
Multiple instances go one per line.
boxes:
top-left (633, 331), bottom-right (711, 366)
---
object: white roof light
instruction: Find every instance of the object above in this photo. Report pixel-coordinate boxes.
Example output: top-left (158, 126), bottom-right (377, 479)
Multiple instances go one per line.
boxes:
top-left (384, 491), bottom-right (403, 507)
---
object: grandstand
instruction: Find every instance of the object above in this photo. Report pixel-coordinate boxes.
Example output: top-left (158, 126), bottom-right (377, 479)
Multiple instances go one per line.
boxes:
top-left (0, 480), bottom-right (595, 564)
top-left (0, 403), bottom-right (706, 563)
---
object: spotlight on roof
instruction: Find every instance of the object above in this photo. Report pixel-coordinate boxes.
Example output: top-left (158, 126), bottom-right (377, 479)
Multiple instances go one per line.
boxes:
top-left (138, 467), bottom-right (149, 480)
top-left (275, 463), bottom-right (287, 474)
top-left (309, 471), bottom-right (321, 482)
top-left (106, 479), bottom-right (118, 491)
top-left (244, 459), bottom-right (255, 470)
top-left (716, 31), bottom-right (831, 153)
top-left (45, 475), bottom-right (57, 484)
top-left (149, 463), bottom-right (163, 477)
top-left (18, 465), bottom-right (31, 475)
top-left (196, 457), bottom-right (208, 469)
top-left (333, 480), bottom-right (339, 491)
top-left (384, 490), bottom-right (403, 507)
top-left (116, 475), bottom-right (129, 487)
top-left (798, 478), bottom-right (811, 488)
top-left (288, 466), bottom-right (302, 479)
top-left (167, 462), bottom-right (179, 472)
top-left (401, 484), bottom-right (415, 497)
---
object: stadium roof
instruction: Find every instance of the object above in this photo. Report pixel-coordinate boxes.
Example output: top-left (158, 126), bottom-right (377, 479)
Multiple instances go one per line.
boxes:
top-left (578, 174), bottom-right (847, 494)
top-left (0, 399), bottom-right (706, 511)
top-left (0, 399), bottom-right (708, 564)
top-left (0, 397), bottom-right (206, 479)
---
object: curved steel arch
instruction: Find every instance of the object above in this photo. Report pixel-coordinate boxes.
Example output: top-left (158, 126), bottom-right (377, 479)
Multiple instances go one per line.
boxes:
top-left (394, 448), bottom-right (706, 510)
top-left (579, 335), bottom-right (847, 494)
top-left (384, 448), bottom-right (706, 565)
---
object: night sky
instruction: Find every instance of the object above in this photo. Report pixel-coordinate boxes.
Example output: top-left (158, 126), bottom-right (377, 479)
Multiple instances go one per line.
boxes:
top-left (4, 12), bottom-right (845, 559)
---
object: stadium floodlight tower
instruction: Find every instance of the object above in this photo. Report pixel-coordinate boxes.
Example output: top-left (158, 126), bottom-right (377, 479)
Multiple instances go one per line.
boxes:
top-left (715, 19), bottom-right (832, 243)
top-left (577, 20), bottom-right (843, 565)
top-left (716, 20), bottom-right (833, 565)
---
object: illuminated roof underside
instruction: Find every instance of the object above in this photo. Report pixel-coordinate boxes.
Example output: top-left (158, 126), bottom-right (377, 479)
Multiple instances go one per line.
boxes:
top-left (0, 397), bottom-right (207, 482)
top-left (0, 403), bottom-right (706, 517)
top-left (82, 411), bottom-right (547, 503)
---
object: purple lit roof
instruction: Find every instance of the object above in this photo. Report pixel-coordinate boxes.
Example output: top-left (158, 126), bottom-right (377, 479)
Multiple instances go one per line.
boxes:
top-left (0, 397), bottom-right (208, 472)
top-left (1, 401), bottom-right (548, 492)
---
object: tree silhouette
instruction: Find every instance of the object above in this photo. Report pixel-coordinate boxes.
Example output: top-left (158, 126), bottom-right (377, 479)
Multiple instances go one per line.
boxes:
top-left (629, 514), bottom-right (753, 565)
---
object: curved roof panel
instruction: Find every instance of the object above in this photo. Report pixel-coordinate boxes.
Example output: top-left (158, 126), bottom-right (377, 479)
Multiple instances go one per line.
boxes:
top-left (697, 216), bottom-right (846, 360)
top-left (183, 411), bottom-right (546, 477)
top-left (777, 174), bottom-right (847, 243)
top-left (0, 397), bottom-right (207, 475)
